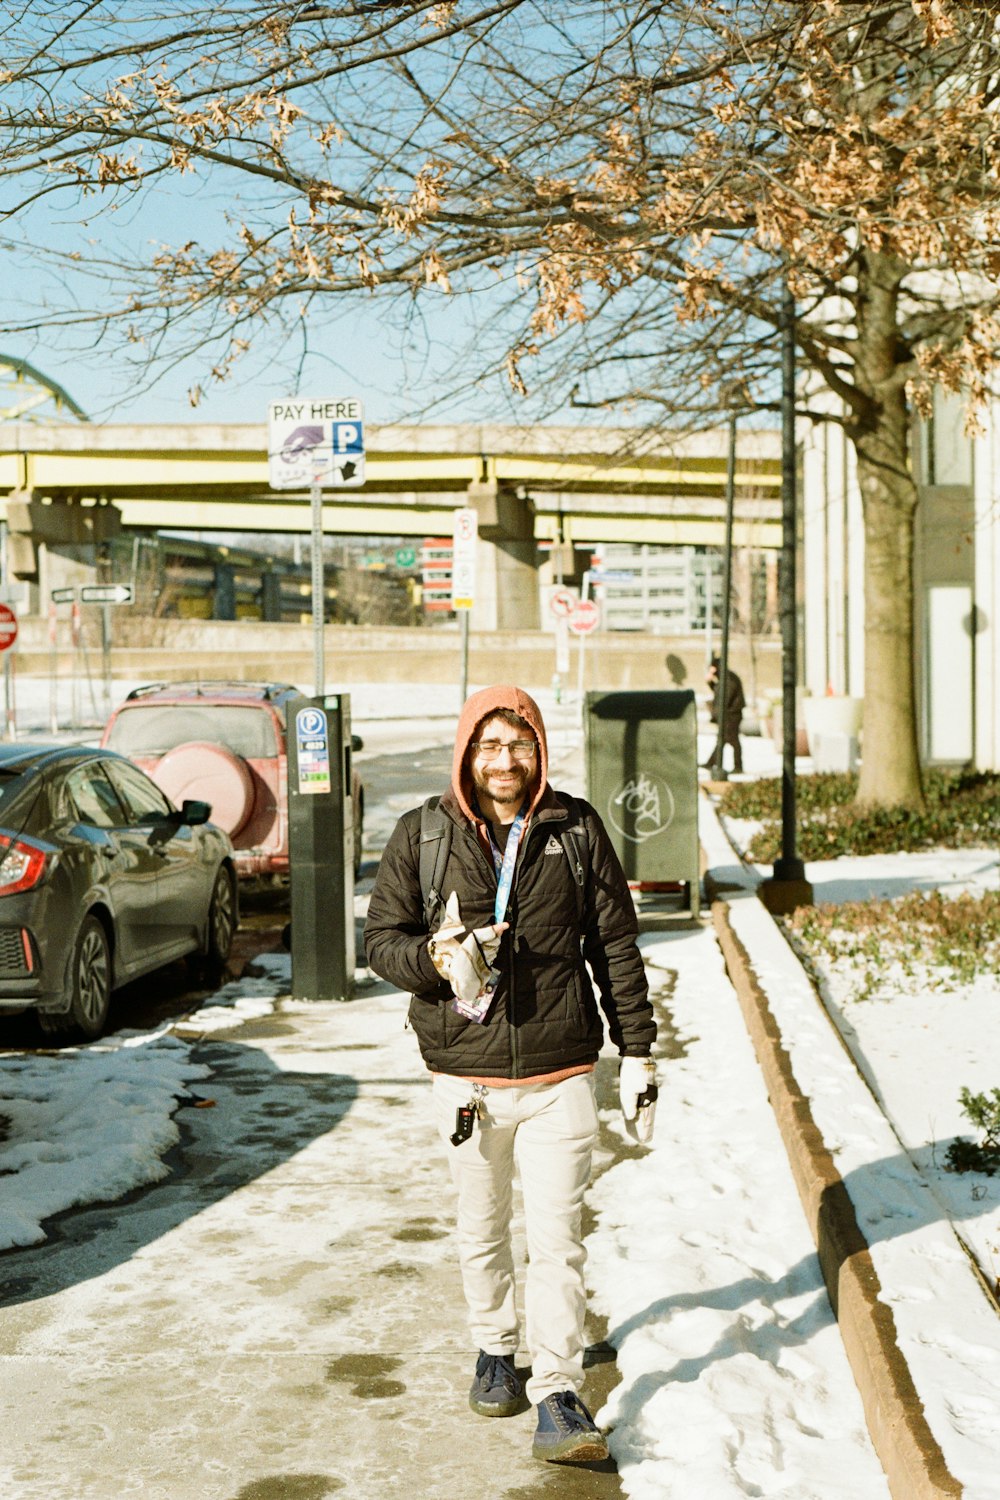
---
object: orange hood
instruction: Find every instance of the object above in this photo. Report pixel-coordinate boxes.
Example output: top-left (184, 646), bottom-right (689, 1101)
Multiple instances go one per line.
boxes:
top-left (451, 684), bottom-right (548, 824)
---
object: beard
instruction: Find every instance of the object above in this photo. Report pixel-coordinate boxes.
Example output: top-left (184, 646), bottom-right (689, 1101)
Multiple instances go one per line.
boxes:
top-left (472, 761), bottom-right (534, 806)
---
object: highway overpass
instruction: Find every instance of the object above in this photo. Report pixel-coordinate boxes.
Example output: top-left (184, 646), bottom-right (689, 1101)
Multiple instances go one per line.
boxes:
top-left (1, 420), bottom-right (782, 630)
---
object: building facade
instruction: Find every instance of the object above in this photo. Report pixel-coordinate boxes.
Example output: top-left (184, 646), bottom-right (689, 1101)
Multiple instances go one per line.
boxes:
top-left (801, 387), bottom-right (1000, 771)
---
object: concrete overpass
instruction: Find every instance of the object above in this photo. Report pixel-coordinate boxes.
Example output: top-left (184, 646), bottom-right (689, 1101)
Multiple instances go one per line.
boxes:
top-left (1, 420), bottom-right (781, 629)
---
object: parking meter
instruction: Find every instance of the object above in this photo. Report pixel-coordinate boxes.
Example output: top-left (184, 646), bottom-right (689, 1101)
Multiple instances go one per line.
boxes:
top-left (286, 694), bottom-right (355, 1000)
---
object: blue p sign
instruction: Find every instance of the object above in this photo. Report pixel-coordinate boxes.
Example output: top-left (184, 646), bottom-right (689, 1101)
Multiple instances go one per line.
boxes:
top-left (332, 421), bottom-right (363, 455)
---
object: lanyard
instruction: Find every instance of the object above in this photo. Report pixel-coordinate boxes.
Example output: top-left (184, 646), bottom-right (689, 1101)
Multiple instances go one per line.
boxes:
top-left (487, 804), bottom-right (526, 925)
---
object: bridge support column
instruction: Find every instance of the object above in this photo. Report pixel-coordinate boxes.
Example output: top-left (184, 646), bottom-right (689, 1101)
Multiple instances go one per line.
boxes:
top-left (214, 563), bottom-right (236, 620)
top-left (466, 481), bottom-right (539, 632)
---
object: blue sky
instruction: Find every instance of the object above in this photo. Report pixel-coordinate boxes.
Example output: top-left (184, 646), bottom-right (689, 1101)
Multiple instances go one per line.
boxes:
top-left (2, 154), bottom-right (535, 429)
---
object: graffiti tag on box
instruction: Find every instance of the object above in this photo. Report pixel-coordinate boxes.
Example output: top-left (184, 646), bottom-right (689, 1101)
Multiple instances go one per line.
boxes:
top-left (608, 771), bottom-right (675, 842)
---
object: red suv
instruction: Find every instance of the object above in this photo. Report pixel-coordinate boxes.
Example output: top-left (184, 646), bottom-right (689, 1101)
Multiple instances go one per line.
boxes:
top-left (101, 682), bottom-right (364, 884)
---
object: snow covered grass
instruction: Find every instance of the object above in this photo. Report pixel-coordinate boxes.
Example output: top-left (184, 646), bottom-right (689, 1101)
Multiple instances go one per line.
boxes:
top-left (783, 888), bottom-right (1000, 1003)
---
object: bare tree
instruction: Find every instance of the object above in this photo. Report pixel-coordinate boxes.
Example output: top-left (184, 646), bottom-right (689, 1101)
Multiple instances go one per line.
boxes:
top-left (2, 1), bottom-right (999, 807)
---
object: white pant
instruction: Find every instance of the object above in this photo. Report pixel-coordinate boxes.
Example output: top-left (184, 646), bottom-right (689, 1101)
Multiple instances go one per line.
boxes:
top-left (431, 1071), bottom-right (599, 1405)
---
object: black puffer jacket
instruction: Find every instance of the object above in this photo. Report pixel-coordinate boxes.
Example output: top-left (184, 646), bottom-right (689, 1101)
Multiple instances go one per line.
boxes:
top-left (364, 784), bottom-right (655, 1079)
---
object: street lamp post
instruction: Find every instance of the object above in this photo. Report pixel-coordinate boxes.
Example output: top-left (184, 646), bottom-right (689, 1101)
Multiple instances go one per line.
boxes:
top-left (760, 280), bottom-right (813, 915)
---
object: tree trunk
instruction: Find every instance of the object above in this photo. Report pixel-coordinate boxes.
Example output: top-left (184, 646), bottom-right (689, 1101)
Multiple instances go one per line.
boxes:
top-left (852, 429), bottom-right (925, 811)
top-left (847, 247), bottom-right (925, 812)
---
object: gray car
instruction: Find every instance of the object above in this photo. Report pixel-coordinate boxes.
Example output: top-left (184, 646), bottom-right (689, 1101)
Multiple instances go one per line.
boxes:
top-left (0, 743), bottom-right (237, 1041)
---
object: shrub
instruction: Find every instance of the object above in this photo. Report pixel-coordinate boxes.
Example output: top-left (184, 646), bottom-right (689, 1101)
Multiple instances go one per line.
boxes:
top-left (945, 1088), bottom-right (1000, 1176)
top-left (717, 769), bottom-right (1000, 860)
top-left (783, 889), bottom-right (1000, 1001)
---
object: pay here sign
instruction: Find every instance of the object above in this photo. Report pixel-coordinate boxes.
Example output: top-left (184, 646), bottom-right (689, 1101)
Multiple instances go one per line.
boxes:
top-left (268, 397), bottom-right (365, 490)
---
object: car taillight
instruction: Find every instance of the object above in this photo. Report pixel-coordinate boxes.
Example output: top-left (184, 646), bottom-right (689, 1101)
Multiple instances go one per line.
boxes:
top-left (0, 834), bottom-right (47, 895)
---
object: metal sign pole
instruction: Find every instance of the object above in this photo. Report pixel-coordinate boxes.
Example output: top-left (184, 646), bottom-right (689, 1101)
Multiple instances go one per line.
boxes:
top-left (311, 480), bottom-right (325, 697)
top-left (460, 609), bottom-right (470, 705)
top-left (3, 656), bottom-right (13, 740)
top-left (101, 604), bottom-right (112, 719)
top-left (49, 603), bottom-right (58, 734)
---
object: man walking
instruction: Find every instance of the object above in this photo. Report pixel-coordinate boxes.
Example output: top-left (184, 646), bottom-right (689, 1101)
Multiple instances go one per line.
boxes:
top-left (364, 684), bottom-right (656, 1465)
top-left (705, 654), bottom-right (746, 773)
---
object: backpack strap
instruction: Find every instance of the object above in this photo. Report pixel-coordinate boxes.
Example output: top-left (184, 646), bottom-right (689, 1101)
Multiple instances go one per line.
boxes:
top-left (556, 793), bottom-right (589, 925)
top-left (418, 795), bottom-right (453, 930)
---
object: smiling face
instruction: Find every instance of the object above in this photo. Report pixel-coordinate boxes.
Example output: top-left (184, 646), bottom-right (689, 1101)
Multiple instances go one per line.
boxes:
top-left (469, 713), bottom-right (539, 814)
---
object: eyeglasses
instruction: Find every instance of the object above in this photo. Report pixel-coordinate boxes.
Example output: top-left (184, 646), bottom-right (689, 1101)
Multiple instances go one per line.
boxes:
top-left (471, 738), bottom-right (537, 760)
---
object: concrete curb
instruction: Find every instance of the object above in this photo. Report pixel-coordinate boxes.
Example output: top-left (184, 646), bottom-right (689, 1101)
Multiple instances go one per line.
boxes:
top-left (709, 894), bottom-right (962, 1499)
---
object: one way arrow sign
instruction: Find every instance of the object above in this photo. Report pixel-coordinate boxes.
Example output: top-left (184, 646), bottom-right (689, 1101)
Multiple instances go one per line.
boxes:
top-left (80, 584), bottom-right (134, 606)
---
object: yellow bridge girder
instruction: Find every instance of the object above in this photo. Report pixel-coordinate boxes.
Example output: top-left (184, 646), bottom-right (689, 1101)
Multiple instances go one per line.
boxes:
top-left (0, 420), bottom-right (783, 548)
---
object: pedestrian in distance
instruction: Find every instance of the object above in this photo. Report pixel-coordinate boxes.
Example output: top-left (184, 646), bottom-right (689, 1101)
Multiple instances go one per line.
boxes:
top-left (364, 684), bottom-right (657, 1465)
top-left (704, 654), bottom-right (746, 774)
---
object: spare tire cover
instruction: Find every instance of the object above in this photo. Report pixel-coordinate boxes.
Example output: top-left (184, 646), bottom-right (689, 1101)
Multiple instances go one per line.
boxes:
top-left (153, 741), bottom-right (255, 837)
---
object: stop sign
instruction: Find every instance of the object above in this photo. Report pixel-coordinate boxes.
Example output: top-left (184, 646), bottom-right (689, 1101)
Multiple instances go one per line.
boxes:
top-left (0, 603), bottom-right (18, 653)
top-left (568, 598), bottom-right (600, 635)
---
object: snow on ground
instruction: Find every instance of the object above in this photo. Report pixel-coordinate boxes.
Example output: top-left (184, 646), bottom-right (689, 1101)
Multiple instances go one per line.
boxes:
top-left (0, 1030), bottom-right (208, 1250)
top-left (4, 688), bottom-right (998, 1491)
top-left (714, 784), bottom-right (1000, 1307)
top-left (588, 923), bottom-right (891, 1499)
top-left (785, 849), bottom-right (1000, 1314)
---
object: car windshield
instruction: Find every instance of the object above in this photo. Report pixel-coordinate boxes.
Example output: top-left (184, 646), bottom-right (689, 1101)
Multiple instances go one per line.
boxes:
top-left (106, 704), bottom-right (279, 758)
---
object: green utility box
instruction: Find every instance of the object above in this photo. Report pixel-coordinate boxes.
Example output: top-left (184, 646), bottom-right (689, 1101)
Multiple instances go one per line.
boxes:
top-left (584, 690), bottom-right (700, 915)
top-left (286, 693), bottom-right (355, 1000)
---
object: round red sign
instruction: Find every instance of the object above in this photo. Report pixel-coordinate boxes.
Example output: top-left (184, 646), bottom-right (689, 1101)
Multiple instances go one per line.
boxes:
top-left (568, 598), bottom-right (601, 635)
top-left (549, 586), bottom-right (577, 619)
top-left (0, 603), bottom-right (18, 653)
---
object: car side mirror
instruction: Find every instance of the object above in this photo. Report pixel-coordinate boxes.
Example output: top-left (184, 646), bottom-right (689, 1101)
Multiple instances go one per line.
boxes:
top-left (180, 799), bottom-right (212, 826)
top-left (351, 733), bottom-right (363, 752)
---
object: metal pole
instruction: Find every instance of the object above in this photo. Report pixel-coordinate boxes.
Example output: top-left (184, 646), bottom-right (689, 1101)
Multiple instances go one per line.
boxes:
top-left (3, 656), bottom-right (13, 740)
top-left (311, 481), bottom-right (325, 697)
top-left (49, 603), bottom-right (58, 735)
top-left (760, 280), bottom-right (811, 912)
top-left (459, 608), bottom-right (470, 705)
top-left (101, 604), bottom-right (112, 719)
top-left (710, 413), bottom-right (738, 779)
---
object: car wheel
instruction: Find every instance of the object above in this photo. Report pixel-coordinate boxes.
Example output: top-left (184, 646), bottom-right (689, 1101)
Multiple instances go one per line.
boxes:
top-left (204, 866), bottom-right (236, 968)
top-left (40, 914), bottom-right (111, 1042)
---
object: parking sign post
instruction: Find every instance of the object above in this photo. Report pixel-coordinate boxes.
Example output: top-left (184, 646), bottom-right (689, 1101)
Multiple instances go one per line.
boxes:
top-left (311, 482), bottom-right (324, 696)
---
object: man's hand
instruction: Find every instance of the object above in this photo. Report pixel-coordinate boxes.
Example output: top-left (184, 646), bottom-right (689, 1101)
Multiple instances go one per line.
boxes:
top-left (619, 1056), bottom-right (658, 1144)
top-left (428, 892), bottom-right (507, 1006)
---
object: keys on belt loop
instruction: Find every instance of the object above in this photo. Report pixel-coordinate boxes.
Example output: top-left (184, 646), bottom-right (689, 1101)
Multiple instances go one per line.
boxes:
top-left (450, 1082), bottom-right (488, 1146)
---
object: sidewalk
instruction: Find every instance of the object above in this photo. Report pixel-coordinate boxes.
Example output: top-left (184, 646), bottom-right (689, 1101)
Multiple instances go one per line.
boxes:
top-left (697, 801), bottom-right (1000, 1500)
top-left (1, 719), bottom-right (997, 1497)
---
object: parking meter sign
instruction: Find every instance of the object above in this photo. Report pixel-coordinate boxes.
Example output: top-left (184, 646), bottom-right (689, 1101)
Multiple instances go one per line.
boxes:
top-left (295, 706), bottom-right (331, 794)
top-left (268, 398), bottom-right (365, 489)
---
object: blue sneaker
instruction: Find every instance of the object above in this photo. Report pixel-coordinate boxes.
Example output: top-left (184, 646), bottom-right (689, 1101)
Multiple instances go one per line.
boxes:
top-left (468, 1350), bottom-right (524, 1417)
top-left (532, 1390), bottom-right (609, 1463)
